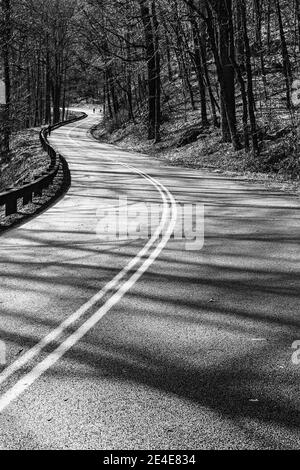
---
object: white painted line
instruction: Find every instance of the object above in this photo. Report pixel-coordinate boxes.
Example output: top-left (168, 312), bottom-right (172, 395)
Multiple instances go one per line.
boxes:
top-left (0, 168), bottom-right (169, 387)
top-left (0, 191), bottom-right (177, 413)
top-left (0, 135), bottom-right (169, 387)
top-left (0, 121), bottom-right (162, 378)
top-left (0, 117), bottom-right (177, 412)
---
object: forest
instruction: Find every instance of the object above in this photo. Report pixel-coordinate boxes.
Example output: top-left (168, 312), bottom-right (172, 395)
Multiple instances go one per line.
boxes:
top-left (0, 0), bottom-right (300, 179)
top-left (1, 1), bottom-right (300, 452)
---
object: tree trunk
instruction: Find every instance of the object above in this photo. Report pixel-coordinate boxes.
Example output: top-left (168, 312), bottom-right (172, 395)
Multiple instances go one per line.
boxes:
top-left (0, 0), bottom-right (11, 161)
top-left (253, 0), bottom-right (268, 101)
top-left (189, 10), bottom-right (208, 125)
top-left (296, 0), bottom-right (300, 52)
top-left (45, 49), bottom-right (51, 124)
top-left (51, 80), bottom-right (61, 124)
top-left (217, 0), bottom-right (237, 142)
top-left (241, 0), bottom-right (259, 154)
top-left (275, 0), bottom-right (292, 109)
top-left (139, 0), bottom-right (161, 142)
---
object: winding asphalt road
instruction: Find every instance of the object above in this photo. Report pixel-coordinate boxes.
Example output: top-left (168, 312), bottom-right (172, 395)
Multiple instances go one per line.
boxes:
top-left (0, 111), bottom-right (300, 450)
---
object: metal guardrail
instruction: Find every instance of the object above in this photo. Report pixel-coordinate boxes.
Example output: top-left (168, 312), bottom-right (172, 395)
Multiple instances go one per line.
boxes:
top-left (0, 112), bottom-right (87, 217)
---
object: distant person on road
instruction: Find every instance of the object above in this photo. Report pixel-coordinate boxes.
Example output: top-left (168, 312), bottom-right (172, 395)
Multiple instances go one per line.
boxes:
top-left (48, 125), bottom-right (51, 136)
top-left (93, 108), bottom-right (95, 113)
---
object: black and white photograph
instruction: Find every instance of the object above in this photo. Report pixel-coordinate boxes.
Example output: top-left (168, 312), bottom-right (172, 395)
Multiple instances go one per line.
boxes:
top-left (0, 0), bottom-right (300, 456)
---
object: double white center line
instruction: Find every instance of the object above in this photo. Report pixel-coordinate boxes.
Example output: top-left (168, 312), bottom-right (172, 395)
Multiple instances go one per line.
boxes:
top-left (0, 119), bottom-right (177, 413)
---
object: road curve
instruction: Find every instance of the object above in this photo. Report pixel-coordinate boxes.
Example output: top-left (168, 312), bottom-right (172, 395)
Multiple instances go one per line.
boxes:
top-left (0, 111), bottom-right (300, 449)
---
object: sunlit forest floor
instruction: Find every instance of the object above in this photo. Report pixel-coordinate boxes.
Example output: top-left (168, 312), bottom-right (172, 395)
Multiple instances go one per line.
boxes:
top-left (93, 68), bottom-right (300, 196)
top-left (93, 113), bottom-right (300, 196)
top-left (0, 129), bottom-right (49, 192)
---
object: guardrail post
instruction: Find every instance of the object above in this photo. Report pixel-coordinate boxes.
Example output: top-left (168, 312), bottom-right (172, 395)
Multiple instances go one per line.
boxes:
top-left (23, 187), bottom-right (32, 205)
top-left (34, 187), bottom-right (42, 197)
top-left (33, 175), bottom-right (43, 197)
top-left (5, 190), bottom-right (17, 216)
top-left (41, 172), bottom-right (50, 190)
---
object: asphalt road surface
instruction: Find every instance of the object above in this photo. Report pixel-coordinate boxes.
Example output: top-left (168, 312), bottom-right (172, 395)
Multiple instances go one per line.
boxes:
top-left (0, 111), bottom-right (300, 450)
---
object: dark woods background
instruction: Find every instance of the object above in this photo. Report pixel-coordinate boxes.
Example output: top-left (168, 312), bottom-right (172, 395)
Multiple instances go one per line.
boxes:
top-left (0, 0), bottom-right (300, 165)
